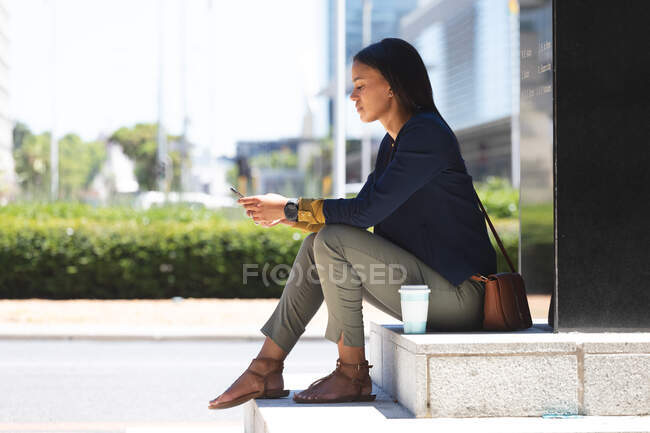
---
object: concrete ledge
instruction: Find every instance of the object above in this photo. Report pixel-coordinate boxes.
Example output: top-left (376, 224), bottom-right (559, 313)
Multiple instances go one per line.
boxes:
top-left (245, 388), bottom-right (650, 433)
top-left (244, 376), bottom-right (413, 433)
top-left (369, 320), bottom-right (650, 418)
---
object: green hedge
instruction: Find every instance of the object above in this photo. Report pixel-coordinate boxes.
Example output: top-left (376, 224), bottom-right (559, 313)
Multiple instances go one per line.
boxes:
top-left (0, 204), bottom-right (307, 299)
top-left (0, 201), bottom-right (235, 223)
top-left (474, 176), bottom-right (519, 219)
top-left (0, 203), bottom-right (518, 299)
top-left (489, 219), bottom-right (519, 274)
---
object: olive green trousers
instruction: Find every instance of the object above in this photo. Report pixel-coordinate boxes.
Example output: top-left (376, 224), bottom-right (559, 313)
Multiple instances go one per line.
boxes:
top-left (260, 224), bottom-right (485, 352)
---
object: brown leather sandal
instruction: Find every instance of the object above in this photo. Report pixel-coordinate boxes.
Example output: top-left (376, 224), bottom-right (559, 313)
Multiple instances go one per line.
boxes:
top-left (208, 357), bottom-right (290, 410)
top-left (293, 359), bottom-right (376, 404)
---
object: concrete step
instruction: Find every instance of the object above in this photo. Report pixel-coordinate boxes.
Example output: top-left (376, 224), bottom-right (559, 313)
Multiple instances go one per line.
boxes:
top-left (244, 383), bottom-right (650, 433)
top-left (369, 320), bottom-right (650, 418)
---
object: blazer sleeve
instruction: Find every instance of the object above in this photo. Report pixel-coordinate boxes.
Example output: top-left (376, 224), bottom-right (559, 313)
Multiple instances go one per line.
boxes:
top-left (354, 169), bottom-right (376, 200)
top-left (322, 121), bottom-right (455, 229)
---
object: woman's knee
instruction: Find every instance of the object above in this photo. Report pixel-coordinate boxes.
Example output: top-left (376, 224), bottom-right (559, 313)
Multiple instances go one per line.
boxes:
top-left (313, 224), bottom-right (356, 251)
top-left (303, 231), bottom-right (317, 247)
top-left (287, 233), bottom-right (320, 288)
top-left (313, 225), bottom-right (342, 261)
top-left (296, 232), bottom-right (317, 257)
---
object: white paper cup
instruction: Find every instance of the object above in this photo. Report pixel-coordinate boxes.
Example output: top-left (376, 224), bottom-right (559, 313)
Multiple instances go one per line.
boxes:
top-left (398, 285), bottom-right (431, 334)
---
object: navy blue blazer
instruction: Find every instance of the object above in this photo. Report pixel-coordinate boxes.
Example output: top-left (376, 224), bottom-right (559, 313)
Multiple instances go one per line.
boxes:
top-left (322, 110), bottom-right (497, 286)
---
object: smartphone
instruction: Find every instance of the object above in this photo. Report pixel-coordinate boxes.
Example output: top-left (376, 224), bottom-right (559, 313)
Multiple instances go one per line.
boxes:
top-left (230, 186), bottom-right (244, 198)
top-left (232, 186), bottom-right (257, 224)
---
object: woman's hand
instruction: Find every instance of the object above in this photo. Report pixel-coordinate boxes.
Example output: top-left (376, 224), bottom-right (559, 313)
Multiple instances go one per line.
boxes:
top-left (238, 193), bottom-right (289, 225)
top-left (258, 218), bottom-right (293, 228)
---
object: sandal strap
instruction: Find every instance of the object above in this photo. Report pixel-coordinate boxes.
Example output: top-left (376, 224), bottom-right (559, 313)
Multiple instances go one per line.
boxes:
top-left (300, 359), bottom-right (372, 400)
top-left (246, 369), bottom-right (265, 379)
top-left (336, 359), bottom-right (373, 399)
top-left (336, 358), bottom-right (373, 371)
top-left (305, 370), bottom-right (337, 390)
top-left (247, 357), bottom-right (285, 394)
top-left (335, 359), bottom-right (373, 389)
top-left (253, 357), bottom-right (284, 364)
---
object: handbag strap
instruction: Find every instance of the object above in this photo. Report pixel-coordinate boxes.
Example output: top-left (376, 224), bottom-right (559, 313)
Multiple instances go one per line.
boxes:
top-left (472, 188), bottom-right (517, 273)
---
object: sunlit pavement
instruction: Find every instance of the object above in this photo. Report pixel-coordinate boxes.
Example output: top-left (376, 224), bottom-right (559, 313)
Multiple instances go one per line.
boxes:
top-left (0, 297), bottom-right (551, 432)
top-left (0, 340), bottom-right (339, 433)
top-left (0, 421), bottom-right (241, 433)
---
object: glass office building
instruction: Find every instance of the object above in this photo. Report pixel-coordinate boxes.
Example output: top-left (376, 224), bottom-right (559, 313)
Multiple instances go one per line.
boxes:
top-left (401, 0), bottom-right (520, 184)
top-left (324, 0), bottom-right (419, 185)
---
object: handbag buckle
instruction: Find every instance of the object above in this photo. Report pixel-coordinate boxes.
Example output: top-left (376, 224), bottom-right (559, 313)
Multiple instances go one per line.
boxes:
top-left (471, 274), bottom-right (489, 283)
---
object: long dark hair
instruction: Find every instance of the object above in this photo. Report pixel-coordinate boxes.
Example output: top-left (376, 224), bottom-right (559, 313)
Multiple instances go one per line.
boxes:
top-left (353, 37), bottom-right (445, 120)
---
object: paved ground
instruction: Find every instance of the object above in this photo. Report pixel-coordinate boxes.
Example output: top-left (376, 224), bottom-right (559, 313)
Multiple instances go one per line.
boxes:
top-left (0, 339), bottom-right (338, 432)
top-left (0, 296), bottom-right (551, 432)
top-left (0, 296), bottom-right (551, 339)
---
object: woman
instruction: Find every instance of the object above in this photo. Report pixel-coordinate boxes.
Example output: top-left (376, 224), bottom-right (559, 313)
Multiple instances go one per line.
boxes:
top-left (208, 38), bottom-right (496, 409)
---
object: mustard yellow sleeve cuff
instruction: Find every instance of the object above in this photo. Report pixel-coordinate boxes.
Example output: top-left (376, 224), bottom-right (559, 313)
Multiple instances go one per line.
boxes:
top-left (288, 220), bottom-right (324, 233)
top-left (297, 198), bottom-right (326, 224)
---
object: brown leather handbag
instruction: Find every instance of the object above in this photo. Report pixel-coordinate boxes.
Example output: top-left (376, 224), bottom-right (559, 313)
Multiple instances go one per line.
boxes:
top-left (469, 189), bottom-right (533, 331)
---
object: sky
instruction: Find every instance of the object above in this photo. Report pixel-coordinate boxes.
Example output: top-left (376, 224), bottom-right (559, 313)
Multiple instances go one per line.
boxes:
top-left (8, 0), bottom-right (329, 158)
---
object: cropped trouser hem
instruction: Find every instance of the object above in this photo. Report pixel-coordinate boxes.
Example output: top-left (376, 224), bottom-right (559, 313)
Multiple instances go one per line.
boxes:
top-left (323, 316), bottom-right (365, 347)
top-left (259, 321), bottom-right (298, 354)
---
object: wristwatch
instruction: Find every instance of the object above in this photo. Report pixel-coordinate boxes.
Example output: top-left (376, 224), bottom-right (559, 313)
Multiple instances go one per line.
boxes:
top-left (284, 198), bottom-right (299, 222)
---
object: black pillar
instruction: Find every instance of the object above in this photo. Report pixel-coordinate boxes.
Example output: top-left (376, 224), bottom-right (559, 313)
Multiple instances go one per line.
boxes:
top-left (553, 0), bottom-right (650, 331)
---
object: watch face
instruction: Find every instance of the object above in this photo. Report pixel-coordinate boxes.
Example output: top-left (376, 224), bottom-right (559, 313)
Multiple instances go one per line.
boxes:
top-left (285, 202), bottom-right (298, 220)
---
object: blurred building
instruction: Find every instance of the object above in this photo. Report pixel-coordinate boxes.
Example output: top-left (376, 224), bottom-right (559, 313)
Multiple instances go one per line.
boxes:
top-left (87, 141), bottom-right (235, 208)
top-left (235, 138), bottom-right (306, 197)
top-left (322, 0), bottom-right (519, 188)
top-left (87, 141), bottom-right (139, 204)
top-left (327, 0), bottom-right (419, 74)
top-left (323, 0), bottom-right (420, 187)
top-left (187, 148), bottom-right (234, 198)
top-left (0, 0), bottom-right (15, 203)
top-left (236, 138), bottom-right (302, 159)
top-left (400, 0), bottom-right (520, 185)
top-left (236, 107), bottom-right (324, 198)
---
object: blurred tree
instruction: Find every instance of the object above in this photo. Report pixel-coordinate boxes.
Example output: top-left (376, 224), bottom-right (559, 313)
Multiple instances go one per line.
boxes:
top-left (58, 133), bottom-right (106, 200)
top-left (109, 123), bottom-right (184, 191)
top-left (12, 125), bottom-right (109, 201)
top-left (250, 148), bottom-right (298, 169)
top-left (12, 128), bottom-right (51, 200)
top-left (169, 149), bottom-right (183, 192)
top-left (12, 121), bottom-right (31, 150)
top-left (226, 164), bottom-right (238, 192)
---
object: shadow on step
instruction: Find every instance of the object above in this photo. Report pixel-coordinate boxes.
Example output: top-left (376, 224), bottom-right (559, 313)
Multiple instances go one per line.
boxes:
top-left (254, 385), bottom-right (414, 419)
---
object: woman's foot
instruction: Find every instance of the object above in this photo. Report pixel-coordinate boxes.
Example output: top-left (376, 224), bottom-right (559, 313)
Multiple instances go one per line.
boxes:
top-left (208, 357), bottom-right (289, 410)
top-left (293, 359), bottom-right (375, 403)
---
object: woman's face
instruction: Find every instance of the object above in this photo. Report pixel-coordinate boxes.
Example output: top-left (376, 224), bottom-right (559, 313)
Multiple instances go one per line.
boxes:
top-left (349, 60), bottom-right (393, 123)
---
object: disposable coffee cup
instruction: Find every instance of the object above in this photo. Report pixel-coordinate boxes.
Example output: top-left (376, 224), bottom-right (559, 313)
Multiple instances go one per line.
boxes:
top-left (398, 285), bottom-right (431, 334)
